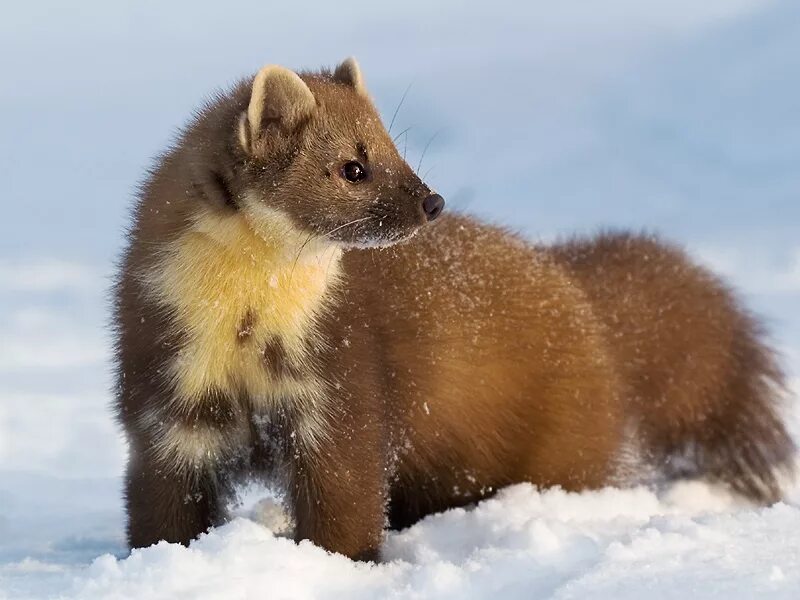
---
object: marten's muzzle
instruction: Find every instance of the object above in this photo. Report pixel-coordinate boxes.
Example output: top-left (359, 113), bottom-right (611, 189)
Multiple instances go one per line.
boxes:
top-left (422, 194), bottom-right (445, 221)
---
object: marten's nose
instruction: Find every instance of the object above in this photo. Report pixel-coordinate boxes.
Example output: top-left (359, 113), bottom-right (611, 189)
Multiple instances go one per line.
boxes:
top-left (422, 194), bottom-right (445, 221)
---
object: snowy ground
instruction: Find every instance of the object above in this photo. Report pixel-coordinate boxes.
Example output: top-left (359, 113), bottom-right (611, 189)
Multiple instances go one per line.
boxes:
top-left (2, 1), bottom-right (800, 598)
top-left (3, 458), bottom-right (800, 599)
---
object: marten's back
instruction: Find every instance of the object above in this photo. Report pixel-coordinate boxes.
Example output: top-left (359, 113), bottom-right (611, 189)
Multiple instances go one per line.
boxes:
top-left (343, 216), bottom-right (628, 525)
top-left (549, 233), bottom-right (796, 500)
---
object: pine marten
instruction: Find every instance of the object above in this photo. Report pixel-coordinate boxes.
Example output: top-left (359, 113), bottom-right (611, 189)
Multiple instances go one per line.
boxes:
top-left (114, 57), bottom-right (796, 561)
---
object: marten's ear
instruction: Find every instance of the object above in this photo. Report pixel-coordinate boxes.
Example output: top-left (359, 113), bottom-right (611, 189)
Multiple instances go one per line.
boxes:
top-left (332, 57), bottom-right (367, 96)
top-left (239, 65), bottom-right (316, 152)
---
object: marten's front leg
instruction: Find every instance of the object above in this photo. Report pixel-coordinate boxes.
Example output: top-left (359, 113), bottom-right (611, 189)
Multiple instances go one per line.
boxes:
top-left (290, 404), bottom-right (388, 561)
top-left (125, 441), bottom-right (221, 548)
top-left (124, 396), bottom-right (248, 549)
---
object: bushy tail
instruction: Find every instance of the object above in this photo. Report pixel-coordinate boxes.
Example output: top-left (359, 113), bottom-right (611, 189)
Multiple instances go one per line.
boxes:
top-left (549, 232), bottom-right (796, 502)
top-left (659, 321), bottom-right (796, 503)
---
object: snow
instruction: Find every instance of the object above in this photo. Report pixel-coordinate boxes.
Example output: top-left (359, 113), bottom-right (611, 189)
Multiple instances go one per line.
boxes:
top-left (2, 0), bottom-right (800, 598)
top-left (3, 480), bottom-right (800, 599)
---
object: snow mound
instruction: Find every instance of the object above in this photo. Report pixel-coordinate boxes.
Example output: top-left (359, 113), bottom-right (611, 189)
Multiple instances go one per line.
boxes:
top-left (38, 482), bottom-right (797, 600)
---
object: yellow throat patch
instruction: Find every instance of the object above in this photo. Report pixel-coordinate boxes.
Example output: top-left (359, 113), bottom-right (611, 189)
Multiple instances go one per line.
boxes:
top-left (143, 206), bottom-right (342, 408)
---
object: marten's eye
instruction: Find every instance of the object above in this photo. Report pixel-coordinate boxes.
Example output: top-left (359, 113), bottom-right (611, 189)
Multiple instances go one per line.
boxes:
top-left (341, 161), bottom-right (368, 183)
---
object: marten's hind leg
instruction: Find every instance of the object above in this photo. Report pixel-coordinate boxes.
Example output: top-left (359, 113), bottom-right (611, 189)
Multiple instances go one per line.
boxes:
top-left (521, 336), bottom-right (628, 492)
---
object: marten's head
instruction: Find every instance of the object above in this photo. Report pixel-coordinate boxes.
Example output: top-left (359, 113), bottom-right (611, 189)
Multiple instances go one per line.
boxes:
top-left (196, 58), bottom-right (444, 249)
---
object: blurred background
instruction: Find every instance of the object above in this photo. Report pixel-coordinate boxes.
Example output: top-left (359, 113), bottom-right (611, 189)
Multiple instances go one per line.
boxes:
top-left (0, 0), bottom-right (798, 572)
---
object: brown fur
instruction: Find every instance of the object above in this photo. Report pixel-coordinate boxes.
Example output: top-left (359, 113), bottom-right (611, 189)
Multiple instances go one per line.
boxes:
top-left (548, 233), bottom-right (796, 501)
top-left (114, 59), bottom-right (796, 561)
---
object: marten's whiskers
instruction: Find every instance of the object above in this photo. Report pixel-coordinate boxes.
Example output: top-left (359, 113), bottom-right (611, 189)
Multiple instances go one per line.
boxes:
top-left (289, 216), bottom-right (375, 284)
top-left (416, 130), bottom-right (441, 175)
top-left (388, 83), bottom-right (413, 134)
top-left (392, 126), bottom-right (412, 144)
top-left (289, 229), bottom-right (320, 287)
top-left (320, 216), bottom-right (375, 241)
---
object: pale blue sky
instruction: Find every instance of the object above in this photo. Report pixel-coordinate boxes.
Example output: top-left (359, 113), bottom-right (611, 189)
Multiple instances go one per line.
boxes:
top-left (1, 0), bottom-right (798, 389)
